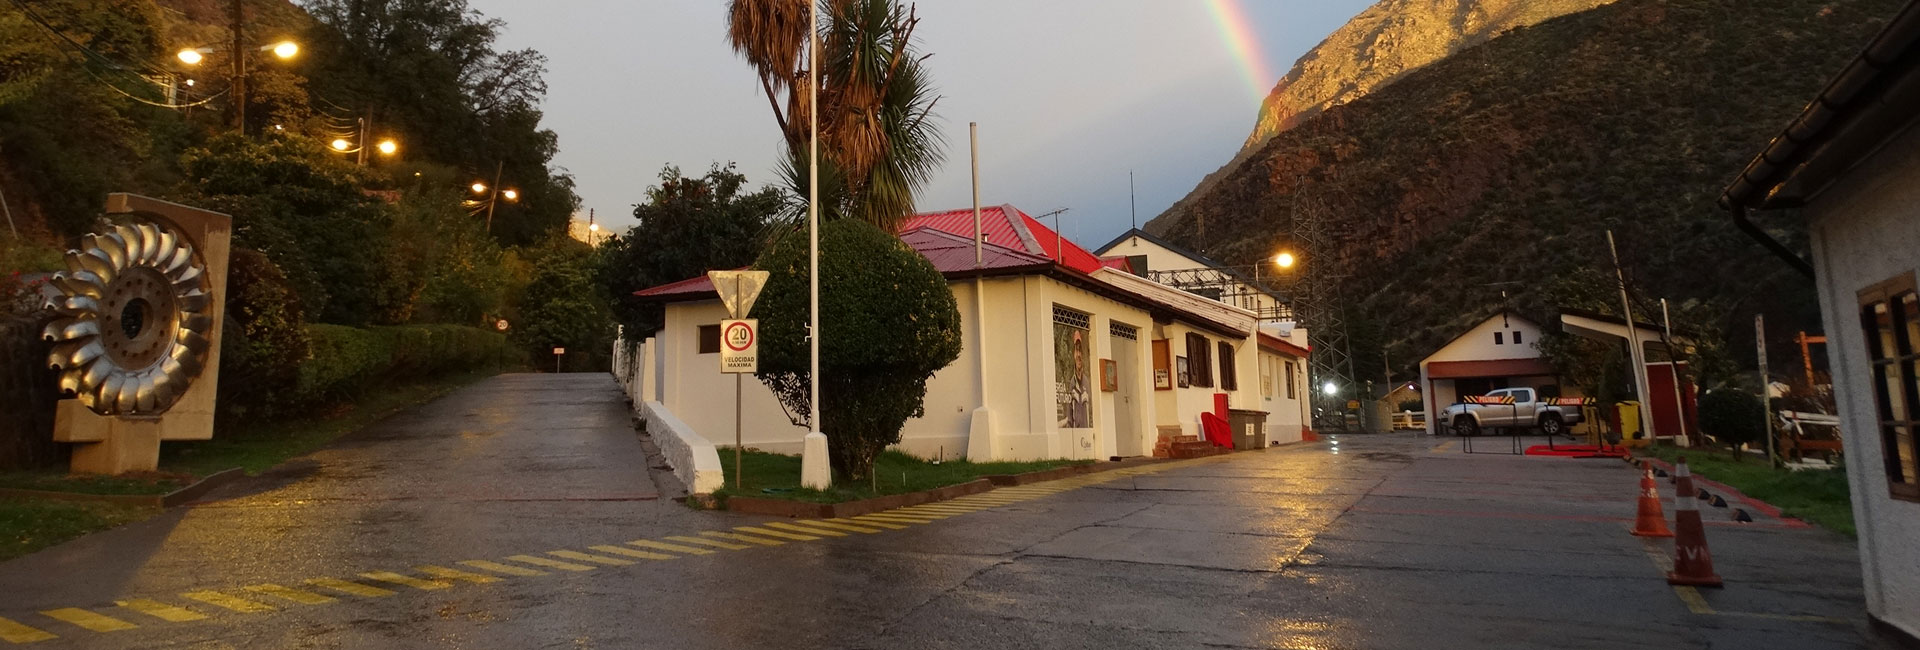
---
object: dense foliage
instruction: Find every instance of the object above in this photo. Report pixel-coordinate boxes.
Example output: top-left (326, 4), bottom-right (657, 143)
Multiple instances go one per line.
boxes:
top-left (216, 248), bottom-right (311, 424)
top-left (299, 323), bottom-right (510, 405)
top-left (1698, 388), bottom-right (1767, 460)
top-left (1149, 0), bottom-right (1902, 385)
top-left (753, 219), bottom-right (962, 481)
top-left (596, 164), bottom-right (785, 337)
top-left (515, 240), bottom-right (614, 372)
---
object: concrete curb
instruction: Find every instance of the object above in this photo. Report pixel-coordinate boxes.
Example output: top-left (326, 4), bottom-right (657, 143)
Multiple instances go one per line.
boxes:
top-left (1628, 455), bottom-right (1812, 529)
top-left (726, 455), bottom-right (1183, 518)
top-left (0, 467), bottom-right (245, 508)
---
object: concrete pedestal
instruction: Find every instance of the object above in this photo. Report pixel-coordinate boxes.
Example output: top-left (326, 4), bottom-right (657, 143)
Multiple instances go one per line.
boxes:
top-left (965, 407), bottom-right (998, 461)
top-left (800, 431), bottom-right (831, 489)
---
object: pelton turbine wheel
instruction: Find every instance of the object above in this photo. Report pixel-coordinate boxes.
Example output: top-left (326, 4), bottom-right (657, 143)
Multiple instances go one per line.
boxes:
top-left (42, 220), bottom-right (213, 415)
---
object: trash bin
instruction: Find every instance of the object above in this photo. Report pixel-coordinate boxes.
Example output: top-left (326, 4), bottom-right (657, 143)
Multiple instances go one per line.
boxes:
top-left (1615, 401), bottom-right (1645, 446)
top-left (1228, 409), bottom-right (1269, 449)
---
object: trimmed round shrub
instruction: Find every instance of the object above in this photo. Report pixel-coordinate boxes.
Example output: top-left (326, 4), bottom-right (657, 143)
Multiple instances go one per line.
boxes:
top-left (1698, 388), bottom-right (1766, 458)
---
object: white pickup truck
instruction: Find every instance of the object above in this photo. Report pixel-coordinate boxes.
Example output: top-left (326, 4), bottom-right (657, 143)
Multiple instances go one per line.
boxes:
top-left (1440, 387), bottom-right (1584, 436)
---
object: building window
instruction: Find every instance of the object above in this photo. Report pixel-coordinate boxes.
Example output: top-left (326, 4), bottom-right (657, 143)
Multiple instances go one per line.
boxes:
top-left (698, 324), bottom-right (721, 354)
top-left (1218, 341), bottom-right (1238, 391)
top-left (1513, 331), bottom-right (1524, 345)
top-left (1111, 322), bottom-right (1139, 340)
top-left (1186, 332), bottom-right (1213, 387)
top-left (1494, 332), bottom-right (1505, 345)
top-left (1285, 361), bottom-right (1297, 399)
top-left (1860, 273), bottom-right (1920, 502)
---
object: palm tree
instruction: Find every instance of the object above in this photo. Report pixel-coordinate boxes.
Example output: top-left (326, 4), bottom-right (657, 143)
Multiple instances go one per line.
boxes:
top-left (727, 0), bottom-right (944, 230)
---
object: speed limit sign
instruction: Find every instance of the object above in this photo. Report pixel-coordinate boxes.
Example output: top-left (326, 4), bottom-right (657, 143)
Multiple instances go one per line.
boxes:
top-left (720, 319), bottom-right (757, 373)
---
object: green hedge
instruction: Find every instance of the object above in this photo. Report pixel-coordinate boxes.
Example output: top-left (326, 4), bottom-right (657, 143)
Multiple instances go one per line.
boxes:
top-left (296, 324), bottom-right (513, 406)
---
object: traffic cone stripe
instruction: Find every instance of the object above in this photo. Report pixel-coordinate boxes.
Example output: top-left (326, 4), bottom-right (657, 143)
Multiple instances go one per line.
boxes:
top-left (1667, 458), bottom-right (1724, 588)
top-left (1630, 461), bottom-right (1674, 538)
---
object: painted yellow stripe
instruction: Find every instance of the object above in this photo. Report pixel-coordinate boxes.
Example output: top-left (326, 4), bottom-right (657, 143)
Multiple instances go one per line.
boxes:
top-left (459, 560), bottom-right (547, 577)
top-left (830, 517), bottom-right (906, 530)
top-left (700, 531), bottom-right (785, 547)
top-left (734, 525), bottom-right (821, 541)
top-left (360, 571), bottom-right (453, 590)
top-left (882, 509), bottom-right (950, 519)
top-left (667, 535), bottom-right (752, 550)
top-left (763, 521), bottom-right (848, 537)
top-left (629, 539), bottom-right (716, 555)
top-left (549, 550), bottom-right (633, 566)
top-left (505, 555), bottom-right (597, 571)
top-left (785, 519), bottom-right (881, 534)
top-left (115, 599), bottom-right (206, 623)
top-left (0, 617), bottom-right (56, 643)
top-left (901, 505), bottom-right (977, 514)
top-left (39, 608), bottom-right (135, 633)
top-left (417, 565), bottom-right (504, 583)
top-left (589, 545), bottom-right (675, 560)
top-left (856, 513), bottom-right (937, 524)
top-left (904, 502), bottom-right (979, 510)
top-left (305, 578), bottom-right (396, 598)
top-left (1673, 586), bottom-right (1715, 615)
top-left (243, 584), bottom-right (337, 605)
top-left (181, 591), bottom-right (277, 613)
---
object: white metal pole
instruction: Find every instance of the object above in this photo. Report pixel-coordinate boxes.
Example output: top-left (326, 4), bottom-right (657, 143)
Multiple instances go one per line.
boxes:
top-left (1608, 230), bottom-right (1655, 441)
top-left (1758, 314), bottom-right (1777, 466)
top-left (971, 123), bottom-right (987, 402)
top-left (799, 0), bottom-right (830, 489)
top-left (1662, 298), bottom-right (1690, 447)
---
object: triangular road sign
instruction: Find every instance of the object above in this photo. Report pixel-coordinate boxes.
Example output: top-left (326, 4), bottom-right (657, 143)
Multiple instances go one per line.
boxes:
top-left (708, 270), bottom-right (770, 319)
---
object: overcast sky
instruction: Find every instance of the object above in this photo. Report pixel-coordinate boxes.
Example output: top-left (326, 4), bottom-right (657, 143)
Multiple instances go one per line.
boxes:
top-left (465, 1), bottom-right (1375, 246)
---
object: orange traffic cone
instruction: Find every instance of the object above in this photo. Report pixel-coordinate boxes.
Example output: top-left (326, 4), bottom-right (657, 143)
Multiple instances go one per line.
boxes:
top-left (1667, 457), bottom-right (1724, 588)
top-left (1630, 461), bottom-right (1674, 538)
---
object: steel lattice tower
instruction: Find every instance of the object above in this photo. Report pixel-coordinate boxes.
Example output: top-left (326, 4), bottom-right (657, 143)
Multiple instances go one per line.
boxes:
top-left (1291, 195), bottom-right (1357, 430)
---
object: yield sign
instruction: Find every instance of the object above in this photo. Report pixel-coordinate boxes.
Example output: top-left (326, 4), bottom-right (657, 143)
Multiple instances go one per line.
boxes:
top-left (707, 270), bottom-right (770, 319)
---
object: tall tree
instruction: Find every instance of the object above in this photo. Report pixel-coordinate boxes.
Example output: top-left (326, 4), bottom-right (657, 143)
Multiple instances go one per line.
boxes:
top-left (727, 0), bottom-right (943, 229)
top-left (595, 164), bottom-right (785, 337)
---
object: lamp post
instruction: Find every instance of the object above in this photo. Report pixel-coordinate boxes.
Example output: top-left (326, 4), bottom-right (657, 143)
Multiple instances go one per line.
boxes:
top-left (468, 162), bottom-right (519, 233)
top-left (175, 0), bottom-right (299, 133)
top-left (326, 127), bottom-right (398, 165)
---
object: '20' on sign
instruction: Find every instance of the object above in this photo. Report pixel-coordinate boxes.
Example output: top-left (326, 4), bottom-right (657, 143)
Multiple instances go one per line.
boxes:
top-left (720, 319), bottom-right (757, 373)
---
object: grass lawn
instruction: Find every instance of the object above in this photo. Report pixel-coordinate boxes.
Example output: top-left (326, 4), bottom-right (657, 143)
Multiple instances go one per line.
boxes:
top-left (0, 368), bottom-right (504, 561)
top-left (711, 448), bottom-right (1092, 505)
top-left (1638, 444), bottom-right (1855, 537)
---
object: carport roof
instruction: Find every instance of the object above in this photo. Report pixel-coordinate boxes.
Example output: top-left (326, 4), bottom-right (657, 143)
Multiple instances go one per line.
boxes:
top-left (1425, 359), bottom-right (1556, 380)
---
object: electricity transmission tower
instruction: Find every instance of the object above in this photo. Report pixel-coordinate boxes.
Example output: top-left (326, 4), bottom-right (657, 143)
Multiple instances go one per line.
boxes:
top-left (1291, 194), bottom-right (1356, 430)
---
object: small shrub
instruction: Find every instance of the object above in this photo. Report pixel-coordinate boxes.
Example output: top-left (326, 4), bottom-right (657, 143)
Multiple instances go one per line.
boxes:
top-left (216, 249), bottom-right (310, 425)
top-left (1698, 388), bottom-right (1766, 460)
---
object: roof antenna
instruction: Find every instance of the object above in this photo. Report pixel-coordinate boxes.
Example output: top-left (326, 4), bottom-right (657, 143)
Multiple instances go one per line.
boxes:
top-left (1129, 170), bottom-right (1137, 231)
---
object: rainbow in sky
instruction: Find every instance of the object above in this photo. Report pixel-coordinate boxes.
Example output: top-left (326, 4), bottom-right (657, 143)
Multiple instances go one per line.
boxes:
top-left (1203, 0), bottom-right (1276, 103)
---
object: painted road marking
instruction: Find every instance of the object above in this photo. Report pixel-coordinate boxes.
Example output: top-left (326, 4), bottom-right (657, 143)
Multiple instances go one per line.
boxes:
top-left (668, 535), bottom-right (752, 550)
top-left (417, 565), bottom-right (505, 583)
top-left (0, 617), bottom-right (57, 643)
top-left (869, 510), bottom-right (944, 521)
top-left (901, 505), bottom-right (976, 515)
top-left (361, 571), bottom-right (454, 590)
top-left (589, 545), bottom-right (676, 560)
top-left (786, 520), bottom-right (881, 534)
top-left (735, 525), bottom-right (820, 541)
top-left (115, 599), bottom-right (207, 623)
top-left (1636, 532), bottom-right (1849, 623)
top-left (760, 522), bottom-right (847, 537)
top-left (458, 560), bottom-right (547, 577)
top-left (181, 591), bottom-right (277, 613)
top-left (305, 578), bottom-right (397, 598)
top-left (828, 517), bottom-right (904, 530)
top-left (629, 539), bottom-right (716, 555)
top-left (856, 513), bottom-right (937, 524)
top-left (506, 554), bottom-right (598, 571)
top-left (39, 608), bottom-right (136, 633)
top-left (242, 584), bottom-right (337, 605)
top-left (548, 550), bottom-right (634, 566)
top-left (701, 531), bottom-right (785, 546)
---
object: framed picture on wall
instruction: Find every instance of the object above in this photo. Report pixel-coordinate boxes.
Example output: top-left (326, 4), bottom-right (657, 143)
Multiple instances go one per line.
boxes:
top-left (1176, 356), bottom-right (1190, 388)
top-left (1152, 340), bottom-right (1172, 391)
top-left (1100, 359), bottom-right (1118, 392)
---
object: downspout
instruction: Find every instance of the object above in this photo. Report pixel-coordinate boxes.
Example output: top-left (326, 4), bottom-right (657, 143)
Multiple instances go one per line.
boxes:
top-left (1730, 203), bottom-right (1816, 279)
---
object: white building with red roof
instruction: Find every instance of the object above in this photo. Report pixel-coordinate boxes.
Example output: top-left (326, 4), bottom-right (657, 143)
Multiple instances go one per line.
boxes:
top-left (621, 205), bottom-right (1307, 479)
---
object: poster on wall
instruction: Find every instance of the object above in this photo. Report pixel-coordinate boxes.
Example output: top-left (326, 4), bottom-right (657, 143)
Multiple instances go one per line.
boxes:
top-left (1055, 324), bottom-right (1092, 428)
top-left (1177, 356), bottom-right (1191, 388)
top-left (1100, 359), bottom-right (1118, 392)
top-left (1152, 340), bottom-right (1172, 391)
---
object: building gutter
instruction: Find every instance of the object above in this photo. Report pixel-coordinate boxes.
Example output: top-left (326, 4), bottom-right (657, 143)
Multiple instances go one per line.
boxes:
top-left (1728, 204), bottom-right (1815, 279)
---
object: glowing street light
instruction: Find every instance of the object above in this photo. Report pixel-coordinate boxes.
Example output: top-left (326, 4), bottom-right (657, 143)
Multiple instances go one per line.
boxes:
top-left (1276, 252), bottom-right (1296, 269)
top-left (471, 182), bottom-right (489, 194)
top-left (270, 40), bottom-right (299, 60)
top-left (330, 138), bottom-right (351, 152)
top-left (1323, 381), bottom-right (1339, 396)
top-left (376, 139), bottom-right (398, 156)
top-left (176, 48), bottom-right (207, 65)
top-left (500, 189), bottom-right (519, 201)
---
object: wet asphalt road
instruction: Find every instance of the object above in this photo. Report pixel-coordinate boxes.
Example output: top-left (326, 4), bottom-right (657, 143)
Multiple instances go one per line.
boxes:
top-left (0, 373), bottom-right (1886, 649)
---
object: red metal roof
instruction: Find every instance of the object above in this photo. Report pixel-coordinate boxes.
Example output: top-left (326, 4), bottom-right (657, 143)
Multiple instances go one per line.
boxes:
top-left (899, 204), bottom-right (1106, 274)
top-left (632, 226), bottom-right (1054, 301)
top-left (1425, 358), bottom-right (1557, 380)
top-left (1258, 333), bottom-right (1310, 359)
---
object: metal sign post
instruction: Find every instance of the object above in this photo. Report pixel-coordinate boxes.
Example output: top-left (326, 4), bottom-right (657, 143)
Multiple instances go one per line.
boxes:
top-left (552, 347), bottom-right (565, 374)
top-left (709, 270), bottom-right (769, 490)
top-left (1757, 314), bottom-right (1776, 467)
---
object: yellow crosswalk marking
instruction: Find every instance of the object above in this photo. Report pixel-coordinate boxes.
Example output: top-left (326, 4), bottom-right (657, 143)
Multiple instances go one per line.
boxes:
top-left (829, 517), bottom-right (905, 530)
top-left (629, 539), bottom-right (716, 555)
top-left (40, 608), bottom-right (135, 633)
top-left (589, 545), bottom-right (675, 560)
top-left (785, 519), bottom-right (881, 534)
top-left (243, 584), bottom-right (337, 605)
top-left (901, 505), bottom-right (976, 514)
top-left (700, 531), bottom-right (785, 546)
top-left (115, 599), bottom-right (206, 623)
top-left (0, 616), bottom-right (56, 643)
top-left (181, 591), bottom-right (277, 613)
top-left (305, 578), bottom-right (397, 598)
top-left (763, 521), bottom-right (847, 537)
top-left (417, 565), bottom-right (504, 583)
top-left (361, 571), bottom-right (454, 590)
top-left (459, 560), bottom-right (547, 577)
top-left (667, 535), bottom-right (752, 550)
top-left (881, 509), bottom-right (950, 519)
top-left (856, 513), bottom-right (937, 524)
top-left (735, 525), bottom-right (820, 541)
top-left (549, 550), bottom-right (633, 566)
top-left (506, 554), bottom-right (597, 571)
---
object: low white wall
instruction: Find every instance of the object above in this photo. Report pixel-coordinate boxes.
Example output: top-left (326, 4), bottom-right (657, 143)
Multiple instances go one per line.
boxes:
top-left (612, 336), bottom-right (724, 495)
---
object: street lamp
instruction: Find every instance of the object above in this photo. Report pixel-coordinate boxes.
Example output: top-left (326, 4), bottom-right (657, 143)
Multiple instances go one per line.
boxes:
top-left (1276, 252), bottom-right (1295, 269)
top-left (330, 138), bottom-right (351, 152)
top-left (172, 29), bottom-right (301, 132)
top-left (468, 165), bottom-right (519, 232)
top-left (376, 139), bottom-right (398, 156)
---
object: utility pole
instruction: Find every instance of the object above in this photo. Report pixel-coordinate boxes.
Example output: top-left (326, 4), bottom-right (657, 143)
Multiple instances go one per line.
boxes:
top-left (484, 160), bottom-right (504, 233)
top-left (1293, 193), bottom-right (1355, 430)
top-left (229, 0), bottom-right (246, 133)
top-left (1608, 230), bottom-right (1655, 441)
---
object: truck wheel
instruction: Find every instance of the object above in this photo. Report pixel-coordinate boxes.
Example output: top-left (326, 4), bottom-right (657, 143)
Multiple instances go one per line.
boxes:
top-left (1539, 413), bottom-right (1564, 436)
top-left (1452, 416), bottom-right (1480, 437)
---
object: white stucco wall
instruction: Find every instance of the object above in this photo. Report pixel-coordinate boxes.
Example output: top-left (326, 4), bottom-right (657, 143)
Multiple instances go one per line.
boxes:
top-left (1805, 120), bottom-right (1920, 637)
top-left (1418, 313), bottom-right (1547, 434)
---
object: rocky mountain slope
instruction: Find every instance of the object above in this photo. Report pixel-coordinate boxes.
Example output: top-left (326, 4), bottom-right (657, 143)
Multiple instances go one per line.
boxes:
top-left (1143, 0), bottom-right (1900, 380)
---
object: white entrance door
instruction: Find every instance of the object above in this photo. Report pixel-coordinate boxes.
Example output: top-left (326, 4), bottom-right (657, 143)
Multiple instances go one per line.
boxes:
top-left (1112, 331), bottom-right (1142, 457)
